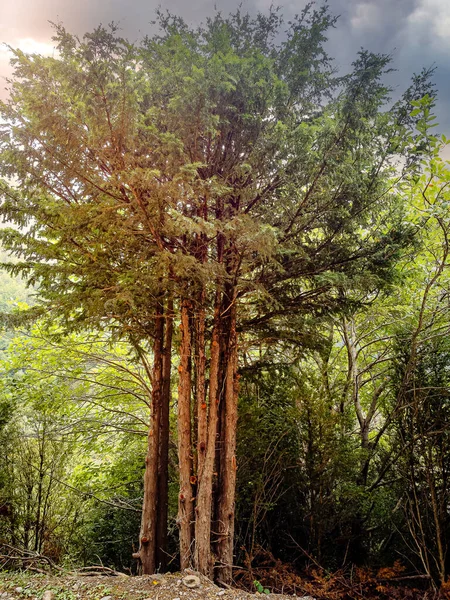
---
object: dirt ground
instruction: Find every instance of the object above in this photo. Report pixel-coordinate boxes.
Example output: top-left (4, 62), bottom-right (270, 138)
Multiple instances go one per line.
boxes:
top-left (0, 570), bottom-right (314, 600)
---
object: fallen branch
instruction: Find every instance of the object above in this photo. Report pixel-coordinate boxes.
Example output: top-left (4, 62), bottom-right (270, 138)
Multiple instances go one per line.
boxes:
top-left (377, 574), bottom-right (431, 582)
top-left (76, 565), bottom-right (128, 577)
top-left (0, 545), bottom-right (65, 573)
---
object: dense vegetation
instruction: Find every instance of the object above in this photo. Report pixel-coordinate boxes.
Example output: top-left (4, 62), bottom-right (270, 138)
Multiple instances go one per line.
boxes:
top-left (1, 5), bottom-right (450, 595)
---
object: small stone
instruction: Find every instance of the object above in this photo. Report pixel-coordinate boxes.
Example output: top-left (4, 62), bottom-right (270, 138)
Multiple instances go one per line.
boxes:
top-left (43, 592), bottom-right (54, 600)
top-left (217, 592), bottom-right (226, 597)
top-left (14, 589), bottom-right (23, 594)
top-left (173, 597), bottom-right (181, 600)
top-left (99, 596), bottom-right (112, 600)
top-left (182, 575), bottom-right (201, 589)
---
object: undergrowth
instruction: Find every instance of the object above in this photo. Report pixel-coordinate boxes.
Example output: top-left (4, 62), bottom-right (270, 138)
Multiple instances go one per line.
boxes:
top-left (234, 547), bottom-right (448, 599)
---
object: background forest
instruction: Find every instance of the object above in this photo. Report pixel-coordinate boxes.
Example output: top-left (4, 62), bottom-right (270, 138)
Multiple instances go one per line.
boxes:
top-left (1, 5), bottom-right (450, 594)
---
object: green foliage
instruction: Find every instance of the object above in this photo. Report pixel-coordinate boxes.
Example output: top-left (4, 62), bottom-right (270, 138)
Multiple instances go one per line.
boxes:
top-left (68, 447), bottom-right (143, 570)
top-left (0, 326), bottom-right (155, 567)
top-left (253, 580), bottom-right (270, 594)
top-left (0, 6), bottom-right (436, 340)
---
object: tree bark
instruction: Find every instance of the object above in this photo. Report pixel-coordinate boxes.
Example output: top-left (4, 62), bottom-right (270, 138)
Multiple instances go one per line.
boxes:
top-left (34, 424), bottom-right (45, 552)
top-left (216, 297), bottom-right (239, 585)
top-left (156, 297), bottom-right (174, 571)
top-left (196, 300), bottom-right (207, 481)
top-left (139, 303), bottom-right (164, 574)
top-left (426, 447), bottom-right (446, 585)
top-left (177, 298), bottom-right (194, 569)
top-left (194, 297), bottom-right (221, 578)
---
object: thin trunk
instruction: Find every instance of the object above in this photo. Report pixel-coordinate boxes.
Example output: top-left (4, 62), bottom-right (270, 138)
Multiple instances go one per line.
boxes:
top-left (40, 456), bottom-right (56, 554)
top-left (139, 303), bottom-right (164, 574)
top-left (357, 424), bottom-right (370, 487)
top-left (177, 299), bottom-right (194, 569)
top-left (410, 472), bottom-right (433, 581)
top-left (343, 318), bottom-right (369, 559)
top-left (216, 298), bottom-right (239, 585)
top-left (34, 428), bottom-right (45, 552)
top-left (427, 448), bottom-right (446, 584)
top-left (24, 480), bottom-right (33, 551)
top-left (194, 297), bottom-right (221, 577)
top-left (156, 297), bottom-right (174, 571)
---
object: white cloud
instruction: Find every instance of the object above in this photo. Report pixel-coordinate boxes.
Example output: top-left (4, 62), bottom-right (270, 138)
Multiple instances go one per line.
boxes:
top-left (350, 2), bottom-right (382, 32)
top-left (406, 0), bottom-right (450, 51)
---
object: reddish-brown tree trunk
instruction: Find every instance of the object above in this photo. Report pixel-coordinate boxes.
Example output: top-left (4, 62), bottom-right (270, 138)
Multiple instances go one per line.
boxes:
top-left (139, 303), bottom-right (164, 574)
top-left (194, 297), bottom-right (221, 577)
top-left (216, 297), bottom-right (239, 585)
top-left (196, 301), bottom-right (207, 479)
top-left (156, 297), bottom-right (173, 571)
top-left (177, 299), bottom-right (194, 569)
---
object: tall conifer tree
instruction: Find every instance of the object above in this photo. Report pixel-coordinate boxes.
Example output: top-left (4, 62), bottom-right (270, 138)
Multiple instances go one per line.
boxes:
top-left (0, 7), bottom-right (434, 581)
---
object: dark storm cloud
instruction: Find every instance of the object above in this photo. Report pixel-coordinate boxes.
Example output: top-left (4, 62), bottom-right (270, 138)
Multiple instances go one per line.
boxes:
top-left (1, 0), bottom-right (449, 136)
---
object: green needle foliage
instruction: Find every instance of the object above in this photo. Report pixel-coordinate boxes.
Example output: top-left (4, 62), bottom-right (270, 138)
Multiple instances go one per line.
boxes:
top-left (0, 7), bottom-right (435, 334)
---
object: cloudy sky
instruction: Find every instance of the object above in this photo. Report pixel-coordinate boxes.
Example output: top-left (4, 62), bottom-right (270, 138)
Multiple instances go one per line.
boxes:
top-left (1, 0), bottom-right (449, 136)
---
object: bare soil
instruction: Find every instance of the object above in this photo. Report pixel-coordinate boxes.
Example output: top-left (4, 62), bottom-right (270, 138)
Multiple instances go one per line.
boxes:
top-left (0, 570), bottom-right (313, 600)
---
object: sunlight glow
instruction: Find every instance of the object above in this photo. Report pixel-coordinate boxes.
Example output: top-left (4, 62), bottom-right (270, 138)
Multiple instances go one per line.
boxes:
top-left (0, 37), bottom-right (56, 66)
top-left (15, 38), bottom-right (56, 56)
